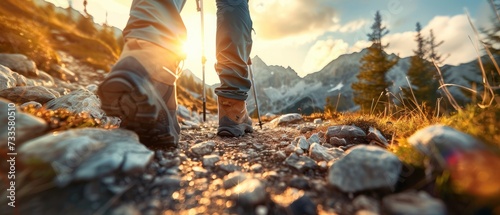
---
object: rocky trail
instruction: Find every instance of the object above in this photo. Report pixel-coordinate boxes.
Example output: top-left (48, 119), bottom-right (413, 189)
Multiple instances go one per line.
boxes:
top-left (0, 53), bottom-right (499, 215)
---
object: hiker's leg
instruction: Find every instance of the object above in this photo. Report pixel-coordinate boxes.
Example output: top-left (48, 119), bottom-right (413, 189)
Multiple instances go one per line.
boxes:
top-left (214, 0), bottom-right (253, 100)
top-left (215, 0), bottom-right (254, 137)
top-left (98, 0), bottom-right (186, 146)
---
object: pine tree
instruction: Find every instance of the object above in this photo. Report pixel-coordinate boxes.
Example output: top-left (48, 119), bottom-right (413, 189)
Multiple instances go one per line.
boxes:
top-left (352, 11), bottom-right (397, 113)
top-left (403, 23), bottom-right (439, 112)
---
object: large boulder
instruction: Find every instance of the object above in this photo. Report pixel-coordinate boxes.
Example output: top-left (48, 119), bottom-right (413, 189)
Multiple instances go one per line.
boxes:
top-left (270, 113), bottom-right (303, 127)
top-left (327, 145), bottom-right (402, 193)
top-left (19, 128), bottom-right (154, 187)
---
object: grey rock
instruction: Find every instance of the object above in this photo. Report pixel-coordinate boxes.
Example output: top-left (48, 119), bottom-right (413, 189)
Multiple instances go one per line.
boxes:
top-left (313, 118), bottom-right (322, 124)
top-left (0, 98), bottom-right (47, 148)
top-left (276, 150), bottom-right (287, 160)
top-left (38, 70), bottom-right (55, 87)
top-left (272, 188), bottom-right (317, 215)
top-left (231, 178), bottom-right (266, 205)
top-left (285, 144), bottom-right (297, 154)
top-left (0, 86), bottom-right (59, 104)
top-left (353, 195), bottom-right (380, 214)
top-left (152, 176), bottom-right (181, 188)
top-left (218, 162), bottom-right (241, 172)
top-left (307, 133), bottom-right (321, 145)
top-left (382, 191), bottom-right (446, 215)
top-left (0, 65), bottom-right (16, 90)
top-left (190, 141), bottom-right (216, 156)
top-left (330, 137), bottom-right (348, 147)
top-left (270, 113), bottom-right (303, 127)
top-left (202, 154), bottom-right (220, 167)
top-left (309, 143), bottom-right (342, 162)
top-left (285, 153), bottom-right (317, 172)
top-left (294, 147), bottom-right (304, 155)
top-left (86, 84), bottom-right (98, 93)
top-left (250, 163), bottom-right (263, 172)
top-left (192, 166), bottom-right (208, 177)
top-left (46, 89), bottom-right (104, 119)
top-left (327, 145), bottom-right (402, 193)
top-left (326, 125), bottom-right (366, 144)
top-left (289, 176), bottom-right (310, 189)
top-left (300, 125), bottom-right (315, 134)
top-left (19, 128), bottom-right (153, 187)
top-left (0, 54), bottom-right (38, 77)
top-left (223, 171), bottom-right (248, 189)
top-left (367, 127), bottom-right (388, 147)
top-left (295, 136), bottom-right (310, 151)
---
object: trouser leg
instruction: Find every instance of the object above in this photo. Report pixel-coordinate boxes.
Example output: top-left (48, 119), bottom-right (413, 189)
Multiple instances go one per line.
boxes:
top-left (214, 0), bottom-right (253, 101)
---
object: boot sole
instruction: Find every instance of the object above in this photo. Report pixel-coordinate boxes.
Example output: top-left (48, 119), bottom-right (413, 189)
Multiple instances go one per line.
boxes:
top-left (97, 70), bottom-right (177, 146)
top-left (217, 117), bottom-right (254, 137)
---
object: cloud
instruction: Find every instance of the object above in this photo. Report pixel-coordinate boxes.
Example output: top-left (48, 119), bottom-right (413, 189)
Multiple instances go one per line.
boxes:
top-left (250, 0), bottom-right (338, 41)
top-left (301, 39), bottom-right (349, 76)
top-left (338, 19), bottom-right (368, 33)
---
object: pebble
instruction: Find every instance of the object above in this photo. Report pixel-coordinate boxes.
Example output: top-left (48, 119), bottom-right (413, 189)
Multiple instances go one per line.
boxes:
top-left (285, 153), bottom-right (317, 172)
top-left (382, 191), bottom-right (446, 215)
top-left (231, 178), bottom-right (266, 205)
top-left (223, 171), bottom-right (248, 189)
top-left (313, 118), bottom-right (322, 124)
top-left (202, 154), bottom-right (221, 167)
top-left (330, 137), bottom-right (348, 147)
top-left (250, 163), bottom-right (263, 172)
top-left (190, 141), bottom-right (216, 156)
top-left (295, 136), bottom-right (310, 151)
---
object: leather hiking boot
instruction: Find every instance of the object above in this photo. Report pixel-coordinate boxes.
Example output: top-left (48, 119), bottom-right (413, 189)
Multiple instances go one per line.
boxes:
top-left (97, 39), bottom-right (181, 147)
top-left (217, 96), bottom-right (253, 137)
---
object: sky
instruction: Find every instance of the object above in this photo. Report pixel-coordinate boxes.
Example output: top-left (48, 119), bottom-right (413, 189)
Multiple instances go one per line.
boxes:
top-left (44, 0), bottom-right (495, 85)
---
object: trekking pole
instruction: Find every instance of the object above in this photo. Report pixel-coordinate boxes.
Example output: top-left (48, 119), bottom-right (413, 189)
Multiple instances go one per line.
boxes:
top-left (196, 0), bottom-right (207, 122)
top-left (248, 58), bottom-right (263, 129)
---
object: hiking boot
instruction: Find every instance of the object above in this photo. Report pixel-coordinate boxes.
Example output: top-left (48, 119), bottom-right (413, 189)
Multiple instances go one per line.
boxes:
top-left (97, 39), bottom-right (181, 147)
top-left (217, 96), bottom-right (253, 137)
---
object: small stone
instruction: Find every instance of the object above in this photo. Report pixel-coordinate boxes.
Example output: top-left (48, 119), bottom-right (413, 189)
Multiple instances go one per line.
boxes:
top-left (223, 171), bottom-right (248, 189)
top-left (285, 154), bottom-right (317, 172)
top-left (250, 163), bottom-right (263, 172)
top-left (256, 205), bottom-right (268, 215)
top-left (263, 171), bottom-right (279, 179)
top-left (253, 143), bottom-right (266, 150)
top-left (367, 127), bottom-right (388, 147)
top-left (270, 113), bottom-right (303, 127)
top-left (202, 154), bottom-right (220, 167)
top-left (271, 188), bottom-right (317, 215)
top-left (285, 144), bottom-right (296, 154)
top-left (313, 118), bottom-right (322, 124)
top-left (307, 133), bottom-right (321, 145)
top-left (294, 147), bottom-right (304, 155)
top-left (326, 125), bottom-right (366, 144)
top-left (353, 195), bottom-right (380, 214)
top-left (192, 166), bottom-right (208, 177)
top-left (276, 151), bottom-right (287, 160)
top-left (300, 126), bottom-right (315, 134)
top-left (383, 191), bottom-right (446, 215)
top-left (190, 141), bottom-right (216, 156)
top-left (318, 161), bottom-right (328, 170)
top-left (218, 162), bottom-right (241, 172)
top-left (231, 178), bottom-right (266, 205)
top-left (295, 136), bottom-right (310, 151)
top-left (330, 137), bottom-right (347, 147)
top-left (289, 176), bottom-right (310, 190)
top-left (153, 176), bottom-right (181, 188)
top-left (308, 143), bottom-right (340, 162)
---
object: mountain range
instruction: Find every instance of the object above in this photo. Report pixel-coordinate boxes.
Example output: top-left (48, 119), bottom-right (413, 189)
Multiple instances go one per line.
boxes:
top-left (242, 51), bottom-right (490, 115)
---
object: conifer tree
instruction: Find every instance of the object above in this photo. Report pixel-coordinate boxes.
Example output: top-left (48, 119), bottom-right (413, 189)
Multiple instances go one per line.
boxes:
top-left (352, 11), bottom-right (397, 113)
top-left (403, 23), bottom-right (439, 111)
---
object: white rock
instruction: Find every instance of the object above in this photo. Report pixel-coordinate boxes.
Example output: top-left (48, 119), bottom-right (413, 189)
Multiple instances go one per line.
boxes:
top-left (190, 141), bottom-right (216, 156)
top-left (270, 113), bottom-right (303, 127)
